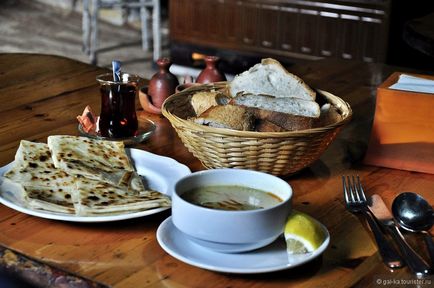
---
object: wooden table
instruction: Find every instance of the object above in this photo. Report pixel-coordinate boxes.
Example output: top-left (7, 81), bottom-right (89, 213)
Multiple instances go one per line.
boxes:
top-left (0, 53), bottom-right (433, 287)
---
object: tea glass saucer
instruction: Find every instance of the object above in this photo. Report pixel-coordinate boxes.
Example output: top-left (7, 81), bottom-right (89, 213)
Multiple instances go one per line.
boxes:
top-left (78, 118), bottom-right (156, 145)
top-left (156, 216), bottom-right (330, 274)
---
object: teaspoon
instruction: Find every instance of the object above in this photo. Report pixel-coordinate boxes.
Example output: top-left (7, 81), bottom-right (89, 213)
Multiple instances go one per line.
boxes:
top-left (392, 192), bottom-right (434, 267)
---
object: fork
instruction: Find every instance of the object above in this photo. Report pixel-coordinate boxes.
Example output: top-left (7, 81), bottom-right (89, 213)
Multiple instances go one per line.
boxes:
top-left (343, 175), bottom-right (404, 269)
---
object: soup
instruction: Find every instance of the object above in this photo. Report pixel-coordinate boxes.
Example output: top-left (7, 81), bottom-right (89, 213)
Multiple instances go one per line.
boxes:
top-left (181, 185), bottom-right (282, 211)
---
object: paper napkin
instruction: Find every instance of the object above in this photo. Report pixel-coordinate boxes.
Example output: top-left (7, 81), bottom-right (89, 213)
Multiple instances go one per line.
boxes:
top-left (389, 74), bottom-right (434, 94)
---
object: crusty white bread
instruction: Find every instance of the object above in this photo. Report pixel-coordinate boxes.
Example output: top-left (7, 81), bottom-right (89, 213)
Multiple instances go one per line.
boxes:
top-left (229, 58), bottom-right (316, 101)
top-left (192, 105), bottom-right (254, 131)
top-left (232, 93), bottom-right (320, 118)
top-left (313, 103), bottom-right (343, 127)
top-left (190, 91), bottom-right (230, 116)
top-left (252, 109), bottom-right (314, 131)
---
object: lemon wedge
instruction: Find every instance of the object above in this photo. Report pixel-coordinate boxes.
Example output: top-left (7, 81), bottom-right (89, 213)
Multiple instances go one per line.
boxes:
top-left (284, 210), bottom-right (326, 254)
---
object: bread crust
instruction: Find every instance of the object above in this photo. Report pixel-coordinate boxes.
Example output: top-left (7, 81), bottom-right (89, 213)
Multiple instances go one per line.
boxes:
top-left (229, 58), bottom-right (316, 100)
top-left (192, 105), bottom-right (254, 131)
top-left (190, 91), bottom-right (230, 116)
top-left (255, 119), bottom-right (287, 132)
top-left (251, 108), bottom-right (314, 131)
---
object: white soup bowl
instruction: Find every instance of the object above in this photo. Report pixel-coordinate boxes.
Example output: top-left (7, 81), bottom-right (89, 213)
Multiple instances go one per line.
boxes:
top-left (171, 168), bottom-right (292, 253)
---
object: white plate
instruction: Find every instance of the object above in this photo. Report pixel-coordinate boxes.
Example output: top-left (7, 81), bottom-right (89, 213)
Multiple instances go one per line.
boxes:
top-left (0, 149), bottom-right (190, 222)
top-left (157, 216), bottom-right (330, 274)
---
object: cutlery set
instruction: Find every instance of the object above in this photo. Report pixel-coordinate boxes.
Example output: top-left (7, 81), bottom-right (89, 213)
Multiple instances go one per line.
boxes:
top-left (343, 175), bottom-right (433, 276)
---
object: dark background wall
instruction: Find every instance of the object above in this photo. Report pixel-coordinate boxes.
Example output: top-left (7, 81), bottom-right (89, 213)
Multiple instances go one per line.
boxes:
top-left (387, 0), bottom-right (434, 70)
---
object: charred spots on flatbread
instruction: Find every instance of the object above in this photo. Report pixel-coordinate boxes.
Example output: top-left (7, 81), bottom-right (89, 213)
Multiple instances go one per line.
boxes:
top-left (87, 195), bottom-right (99, 201)
top-left (29, 162), bottom-right (38, 168)
top-left (39, 155), bottom-right (49, 162)
top-left (29, 190), bottom-right (42, 196)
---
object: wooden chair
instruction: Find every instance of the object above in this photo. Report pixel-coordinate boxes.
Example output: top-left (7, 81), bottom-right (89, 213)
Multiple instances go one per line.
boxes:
top-left (82, 0), bottom-right (161, 64)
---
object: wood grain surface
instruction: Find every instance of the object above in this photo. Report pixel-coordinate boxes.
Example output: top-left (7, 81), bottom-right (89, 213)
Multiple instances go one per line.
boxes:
top-left (0, 53), bottom-right (433, 288)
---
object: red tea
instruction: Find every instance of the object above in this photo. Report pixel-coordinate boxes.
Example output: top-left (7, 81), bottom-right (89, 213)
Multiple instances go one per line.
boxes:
top-left (97, 74), bottom-right (139, 138)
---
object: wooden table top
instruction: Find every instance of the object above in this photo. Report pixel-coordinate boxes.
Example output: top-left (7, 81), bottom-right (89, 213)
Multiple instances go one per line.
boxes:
top-left (0, 53), bottom-right (433, 287)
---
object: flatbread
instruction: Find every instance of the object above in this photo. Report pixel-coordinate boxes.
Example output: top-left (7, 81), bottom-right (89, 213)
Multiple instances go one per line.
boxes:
top-left (0, 178), bottom-right (76, 214)
top-left (3, 140), bottom-right (78, 214)
top-left (2, 138), bottom-right (170, 216)
top-left (12, 140), bottom-right (55, 170)
top-left (74, 178), bottom-right (170, 216)
top-left (47, 135), bottom-right (134, 187)
top-left (5, 141), bottom-right (76, 187)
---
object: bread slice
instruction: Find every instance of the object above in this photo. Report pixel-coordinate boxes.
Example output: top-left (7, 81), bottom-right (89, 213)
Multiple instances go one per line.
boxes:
top-left (252, 109), bottom-right (314, 131)
top-left (255, 119), bottom-right (287, 132)
top-left (192, 105), bottom-right (254, 131)
top-left (229, 58), bottom-right (316, 100)
top-left (190, 91), bottom-right (230, 116)
top-left (232, 93), bottom-right (320, 118)
top-left (313, 103), bottom-right (343, 127)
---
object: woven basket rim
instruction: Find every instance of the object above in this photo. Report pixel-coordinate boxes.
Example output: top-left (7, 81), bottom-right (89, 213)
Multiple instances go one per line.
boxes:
top-left (162, 82), bottom-right (352, 138)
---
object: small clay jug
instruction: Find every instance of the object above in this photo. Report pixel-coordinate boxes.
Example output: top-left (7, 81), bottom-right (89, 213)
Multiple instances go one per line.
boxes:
top-left (196, 56), bottom-right (227, 84)
top-left (148, 58), bottom-right (179, 108)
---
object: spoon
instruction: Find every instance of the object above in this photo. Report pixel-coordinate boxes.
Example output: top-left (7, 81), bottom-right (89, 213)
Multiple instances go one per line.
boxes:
top-left (392, 192), bottom-right (434, 267)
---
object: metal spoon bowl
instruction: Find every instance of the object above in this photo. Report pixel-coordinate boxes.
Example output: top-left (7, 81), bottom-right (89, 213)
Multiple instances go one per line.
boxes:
top-left (392, 192), bottom-right (434, 267)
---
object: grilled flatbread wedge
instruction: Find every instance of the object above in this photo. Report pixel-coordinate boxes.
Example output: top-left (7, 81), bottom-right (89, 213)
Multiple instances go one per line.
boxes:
top-left (12, 140), bottom-right (56, 170)
top-left (0, 178), bottom-right (76, 214)
top-left (3, 140), bottom-right (79, 214)
top-left (74, 178), bottom-right (170, 216)
top-left (5, 141), bottom-right (76, 187)
top-left (47, 135), bottom-right (134, 187)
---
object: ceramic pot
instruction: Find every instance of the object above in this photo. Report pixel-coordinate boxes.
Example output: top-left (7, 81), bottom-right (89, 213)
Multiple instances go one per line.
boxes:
top-left (196, 56), bottom-right (227, 84)
top-left (139, 87), bottom-right (162, 114)
top-left (147, 58), bottom-right (179, 109)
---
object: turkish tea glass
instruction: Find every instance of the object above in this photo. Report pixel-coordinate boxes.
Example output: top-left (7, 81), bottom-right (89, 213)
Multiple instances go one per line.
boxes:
top-left (96, 73), bottom-right (142, 138)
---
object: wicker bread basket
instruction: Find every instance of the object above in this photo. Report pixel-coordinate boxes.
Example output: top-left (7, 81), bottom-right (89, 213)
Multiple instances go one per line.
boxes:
top-left (162, 82), bottom-right (352, 175)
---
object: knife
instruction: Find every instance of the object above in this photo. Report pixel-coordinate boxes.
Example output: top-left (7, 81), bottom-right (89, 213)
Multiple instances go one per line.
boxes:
top-left (369, 194), bottom-right (432, 276)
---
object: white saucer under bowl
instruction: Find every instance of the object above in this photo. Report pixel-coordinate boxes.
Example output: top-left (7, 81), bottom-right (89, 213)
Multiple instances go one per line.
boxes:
top-left (185, 234), bottom-right (279, 253)
top-left (156, 216), bottom-right (330, 274)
